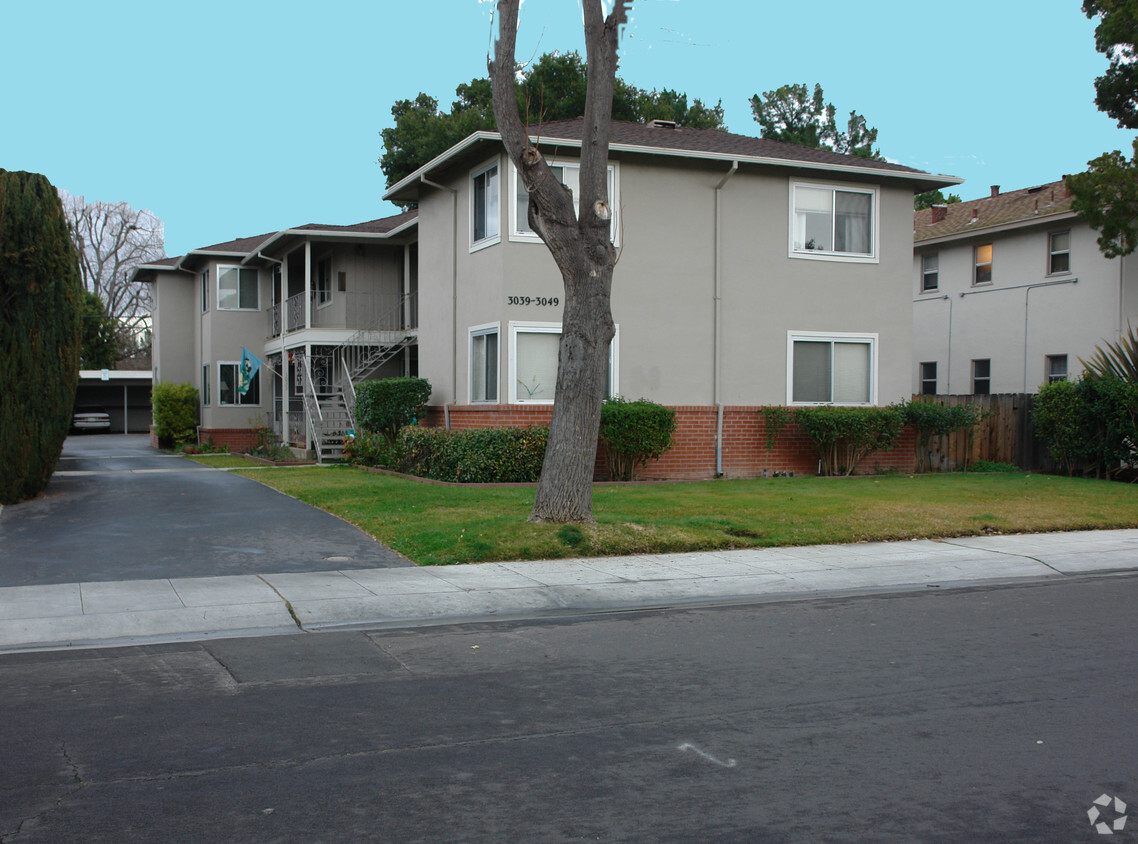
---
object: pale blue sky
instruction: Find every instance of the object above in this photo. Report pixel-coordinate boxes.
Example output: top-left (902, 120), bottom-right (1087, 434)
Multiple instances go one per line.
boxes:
top-left (3, 0), bottom-right (1129, 257)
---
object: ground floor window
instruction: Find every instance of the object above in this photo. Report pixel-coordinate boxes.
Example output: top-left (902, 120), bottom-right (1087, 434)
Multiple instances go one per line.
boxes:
top-left (972, 359), bottom-right (991, 395)
top-left (787, 331), bottom-right (877, 405)
top-left (470, 324), bottom-right (500, 402)
top-left (219, 361), bottom-right (260, 406)
top-left (202, 363), bottom-right (210, 406)
top-left (920, 361), bottom-right (937, 395)
top-left (1046, 354), bottom-right (1068, 384)
top-left (508, 321), bottom-right (618, 404)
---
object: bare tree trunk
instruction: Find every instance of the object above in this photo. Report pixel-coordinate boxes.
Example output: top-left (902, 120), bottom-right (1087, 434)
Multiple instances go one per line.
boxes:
top-left (489, 0), bottom-right (629, 523)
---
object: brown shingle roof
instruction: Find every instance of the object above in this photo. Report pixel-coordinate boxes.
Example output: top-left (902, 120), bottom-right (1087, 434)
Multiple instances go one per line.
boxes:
top-left (527, 117), bottom-right (932, 176)
top-left (293, 210), bottom-right (417, 234)
top-left (914, 179), bottom-right (1075, 242)
top-left (196, 232), bottom-right (277, 254)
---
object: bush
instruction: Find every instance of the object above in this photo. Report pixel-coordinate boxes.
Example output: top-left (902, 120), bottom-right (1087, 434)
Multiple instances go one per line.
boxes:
top-left (354, 377), bottom-right (431, 444)
top-left (343, 431), bottom-right (399, 468)
top-left (1034, 376), bottom-right (1137, 478)
top-left (397, 426), bottom-right (549, 483)
top-left (966, 460), bottom-right (1021, 473)
top-left (796, 406), bottom-right (906, 476)
top-left (0, 170), bottom-right (83, 505)
top-left (152, 382), bottom-right (199, 448)
top-left (599, 398), bottom-right (677, 481)
top-left (904, 399), bottom-right (983, 472)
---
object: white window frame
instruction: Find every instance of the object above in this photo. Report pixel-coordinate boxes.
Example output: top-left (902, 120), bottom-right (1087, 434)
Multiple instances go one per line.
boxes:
top-left (216, 265), bottom-right (259, 311)
top-left (971, 358), bottom-right (991, 395)
top-left (919, 361), bottom-right (937, 396)
top-left (469, 322), bottom-right (501, 404)
top-left (200, 269), bottom-right (210, 313)
top-left (921, 253), bottom-right (939, 292)
top-left (974, 243), bottom-right (993, 286)
top-left (508, 320), bottom-right (619, 404)
top-left (1048, 230), bottom-right (1071, 275)
top-left (788, 181), bottom-right (879, 263)
top-left (786, 330), bottom-right (878, 407)
top-left (314, 254), bottom-right (333, 308)
top-left (218, 360), bottom-right (261, 407)
top-left (509, 159), bottom-right (621, 246)
top-left (1046, 354), bottom-right (1068, 384)
top-left (470, 157), bottom-right (501, 252)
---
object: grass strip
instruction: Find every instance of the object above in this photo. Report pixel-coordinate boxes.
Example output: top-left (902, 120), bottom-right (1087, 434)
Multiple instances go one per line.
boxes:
top-left (232, 466), bottom-right (1138, 566)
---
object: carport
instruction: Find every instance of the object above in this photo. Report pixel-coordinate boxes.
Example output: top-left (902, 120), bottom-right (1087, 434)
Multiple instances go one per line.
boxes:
top-left (75, 369), bottom-right (152, 434)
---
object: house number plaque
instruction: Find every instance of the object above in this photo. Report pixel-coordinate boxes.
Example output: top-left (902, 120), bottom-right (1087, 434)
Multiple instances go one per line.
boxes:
top-left (507, 296), bottom-right (560, 307)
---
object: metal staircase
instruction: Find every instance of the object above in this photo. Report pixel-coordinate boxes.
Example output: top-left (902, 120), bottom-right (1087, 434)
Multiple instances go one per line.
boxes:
top-left (296, 292), bottom-right (416, 463)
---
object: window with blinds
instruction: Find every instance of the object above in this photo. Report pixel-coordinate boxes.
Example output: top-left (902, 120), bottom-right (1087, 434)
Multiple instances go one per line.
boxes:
top-left (788, 332), bottom-right (876, 405)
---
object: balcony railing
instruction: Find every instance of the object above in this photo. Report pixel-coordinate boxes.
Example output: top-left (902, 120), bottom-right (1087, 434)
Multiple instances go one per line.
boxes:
top-left (286, 292), bottom-right (305, 332)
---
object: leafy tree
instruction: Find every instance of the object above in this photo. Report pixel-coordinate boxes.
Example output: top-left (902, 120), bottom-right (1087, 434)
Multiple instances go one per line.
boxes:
top-left (749, 83), bottom-right (882, 159)
top-left (59, 191), bottom-right (164, 362)
top-left (0, 170), bottom-right (83, 504)
top-left (80, 290), bottom-right (119, 369)
top-left (489, 0), bottom-right (628, 523)
top-left (381, 51), bottom-right (724, 188)
top-left (914, 189), bottom-right (962, 210)
top-left (1068, 2), bottom-right (1138, 257)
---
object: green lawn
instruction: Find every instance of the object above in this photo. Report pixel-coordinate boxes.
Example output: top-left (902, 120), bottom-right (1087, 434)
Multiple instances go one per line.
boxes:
top-left (232, 466), bottom-right (1138, 565)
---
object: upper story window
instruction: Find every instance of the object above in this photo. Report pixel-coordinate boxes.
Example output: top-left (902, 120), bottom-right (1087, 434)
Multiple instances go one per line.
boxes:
top-left (511, 161), bottom-right (619, 244)
top-left (1049, 231), bottom-right (1071, 274)
top-left (790, 183), bottom-right (878, 262)
top-left (200, 269), bottom-right (209, 313)
top-left (471, 161), bottom-right (500, 250)
top-left (217, 266), bottom-right (259, 310)
top-left (974, 244), bottom-right (993, 285)
top-left (315, 255), bottom-right (332, 307)
top-left (787, 331), bottom-right (877, 406)
top-left (921, 253), bottom-right (939, 292)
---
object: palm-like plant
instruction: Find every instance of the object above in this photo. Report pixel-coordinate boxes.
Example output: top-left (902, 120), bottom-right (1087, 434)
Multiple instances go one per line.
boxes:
top-left (1080, 323), bottom-right (1138, 383)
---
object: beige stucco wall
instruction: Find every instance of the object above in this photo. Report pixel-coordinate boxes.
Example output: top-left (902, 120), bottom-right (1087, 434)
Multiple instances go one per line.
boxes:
top-left (913, 220), bottom-right (1131, 394)
top-left (153, 271), bottom-right (196, 387)
top-left (417, 149), bottom-right (918, 408)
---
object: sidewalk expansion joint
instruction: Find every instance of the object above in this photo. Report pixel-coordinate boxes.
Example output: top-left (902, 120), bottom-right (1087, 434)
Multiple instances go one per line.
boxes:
top-left (256, 576), bottom-right (306, 631)
top-left (936, 538), bottom-right (1066, 576)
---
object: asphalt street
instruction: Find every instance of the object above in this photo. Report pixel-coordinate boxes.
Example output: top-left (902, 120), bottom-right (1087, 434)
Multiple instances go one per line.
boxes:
top-left (2, 574), bottom-right (1135, 842)
top-left (0, 435), bottom-right (409, 586)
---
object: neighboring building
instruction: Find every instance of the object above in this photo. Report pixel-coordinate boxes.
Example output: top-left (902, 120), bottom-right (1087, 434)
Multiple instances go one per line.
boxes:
top-left (143, 118), bottom-right (959, 477)
top-left (913, 179), bottom-right (1138, 395)
top-left (133, 214), bottom-right (418, 458)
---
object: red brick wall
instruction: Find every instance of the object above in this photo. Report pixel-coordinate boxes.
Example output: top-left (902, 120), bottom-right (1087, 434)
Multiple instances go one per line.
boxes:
top-left (198, 428), bottom-right (261, 453)
top-left (423, 405), bottom-right (917, 480)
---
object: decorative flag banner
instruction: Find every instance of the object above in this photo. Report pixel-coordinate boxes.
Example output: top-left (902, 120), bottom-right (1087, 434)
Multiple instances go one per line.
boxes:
top-left (239, 347), bottom-right (262, 397)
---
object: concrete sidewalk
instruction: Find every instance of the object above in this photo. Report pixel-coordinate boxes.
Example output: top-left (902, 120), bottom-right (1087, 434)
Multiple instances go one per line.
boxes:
top-left (2, 529), bottom-right (1137, 653)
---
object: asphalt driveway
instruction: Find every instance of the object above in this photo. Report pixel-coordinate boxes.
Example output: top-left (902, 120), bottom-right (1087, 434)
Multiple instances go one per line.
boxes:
top-left (0, 435), bottom-right (410, 587)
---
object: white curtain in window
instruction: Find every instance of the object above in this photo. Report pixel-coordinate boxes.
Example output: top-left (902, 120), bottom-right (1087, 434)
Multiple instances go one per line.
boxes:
top-left (833, 342), bottom-right (870, 403)
top-left (794, 187), bottom-right (833, 251)
top-left (793, 340), bottom-right (831, 402)
top-left (834, 191), bottom-right (871, 254)
top-left (516, 331), bottom-right (560, 401)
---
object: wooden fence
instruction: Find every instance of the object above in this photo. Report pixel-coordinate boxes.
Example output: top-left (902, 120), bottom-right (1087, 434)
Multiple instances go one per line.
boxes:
top-left (919, 393), bottom-right (1050, 471)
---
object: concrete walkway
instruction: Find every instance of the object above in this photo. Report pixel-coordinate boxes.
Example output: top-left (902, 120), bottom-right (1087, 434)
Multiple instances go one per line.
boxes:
top-left (2, 528), bottom-right (1136, 653)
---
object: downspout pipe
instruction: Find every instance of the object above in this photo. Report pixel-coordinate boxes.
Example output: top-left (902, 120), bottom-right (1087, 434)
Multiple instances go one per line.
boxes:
top-left (713, 161), bottom-right (739, 478)
top-left (959, 277), bottom-right (1078, 392)
top-left (421, 175), bottom-right (459, 429)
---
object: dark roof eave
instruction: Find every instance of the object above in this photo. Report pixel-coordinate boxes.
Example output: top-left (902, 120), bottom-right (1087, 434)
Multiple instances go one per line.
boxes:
top-left (244, 217), bottom-right (419, 263)
top-left (915, 209), bottom-right (1081, 246)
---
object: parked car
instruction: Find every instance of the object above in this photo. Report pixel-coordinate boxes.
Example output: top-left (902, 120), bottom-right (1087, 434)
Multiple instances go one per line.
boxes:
top-left (72, 405), bottom-right (111, 432)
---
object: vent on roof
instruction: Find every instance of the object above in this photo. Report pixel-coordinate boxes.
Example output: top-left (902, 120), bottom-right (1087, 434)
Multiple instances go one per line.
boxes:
top-left (930, 204), bottom-right (948, 223)
top-left (647, 119), bottom-right (677, 129)
top-left (990, 185), bottom-right (1000, 198)
top-left (1027, 185), bottom-right (1045, 194)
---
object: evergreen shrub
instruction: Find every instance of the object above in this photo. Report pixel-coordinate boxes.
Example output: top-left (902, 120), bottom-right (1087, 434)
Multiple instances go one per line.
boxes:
top-left (0, 170), bottom-right (83, 504)
top-left (598, 398), bottom-right (676, 481)
top-left (355, 377), bottom-right (431, 444)
top-left (152, 382), bottom-right (199, 448)
top-left (796, 405), bottom-right (906, 476)
top-left (397, 426), bottom-right (549, 483)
